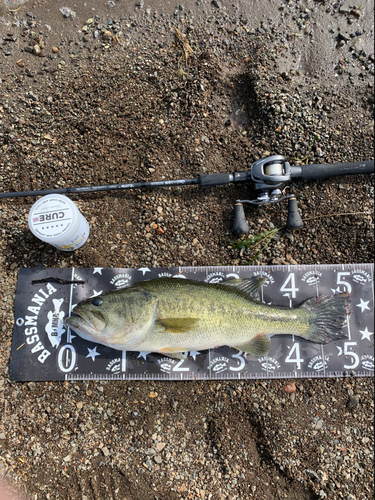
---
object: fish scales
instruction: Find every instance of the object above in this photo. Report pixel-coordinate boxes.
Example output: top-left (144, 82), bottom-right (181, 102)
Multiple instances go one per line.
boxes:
top-left (136, 279), bottom-right (307, 350)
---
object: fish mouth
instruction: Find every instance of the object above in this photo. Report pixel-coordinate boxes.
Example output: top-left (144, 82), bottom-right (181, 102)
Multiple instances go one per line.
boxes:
top-left (65, 308), bottom-right (107, 334)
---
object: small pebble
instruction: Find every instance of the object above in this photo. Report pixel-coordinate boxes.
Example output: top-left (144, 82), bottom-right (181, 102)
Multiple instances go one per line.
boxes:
top-left (284, 382), bottom-right (296, 394)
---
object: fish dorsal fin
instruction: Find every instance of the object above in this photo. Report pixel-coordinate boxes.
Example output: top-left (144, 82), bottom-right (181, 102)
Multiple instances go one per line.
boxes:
top-left (224, 276), bottom-right (266, 300)
top-left (155, 318), bottom-right (199, 333)
top-left (233, 334), bottom-right (271, 357)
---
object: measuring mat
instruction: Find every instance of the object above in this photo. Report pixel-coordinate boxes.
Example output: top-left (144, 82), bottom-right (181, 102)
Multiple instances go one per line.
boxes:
top-left (9, 264), bottom-right (374, 381)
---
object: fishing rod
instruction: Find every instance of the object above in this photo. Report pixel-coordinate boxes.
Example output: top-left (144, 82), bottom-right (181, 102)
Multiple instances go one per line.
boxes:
top-left (0, 155), bottom-right (373, 233)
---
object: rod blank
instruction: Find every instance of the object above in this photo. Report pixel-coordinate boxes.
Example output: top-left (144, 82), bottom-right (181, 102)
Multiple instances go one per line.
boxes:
top-left (0, 178), bottom-right (200, 199)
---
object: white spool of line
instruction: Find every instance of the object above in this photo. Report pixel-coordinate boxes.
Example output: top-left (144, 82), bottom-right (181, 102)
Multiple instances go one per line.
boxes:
top-left (28, 194), bottom-right (90, 251)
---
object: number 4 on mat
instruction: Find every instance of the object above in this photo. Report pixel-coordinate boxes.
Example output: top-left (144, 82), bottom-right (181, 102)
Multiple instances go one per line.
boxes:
top-left (280, 273), bottom-right (299, 299)
top-left (285, 343), bottom-right (304, 370)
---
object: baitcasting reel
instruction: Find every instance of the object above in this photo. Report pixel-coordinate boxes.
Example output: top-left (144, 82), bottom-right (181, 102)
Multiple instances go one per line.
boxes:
top-left (232, 155), bottom-right (303, 234)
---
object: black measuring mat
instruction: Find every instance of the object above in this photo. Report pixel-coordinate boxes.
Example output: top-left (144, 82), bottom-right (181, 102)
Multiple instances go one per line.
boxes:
top-left (9, 264), bottom-right (374, 381)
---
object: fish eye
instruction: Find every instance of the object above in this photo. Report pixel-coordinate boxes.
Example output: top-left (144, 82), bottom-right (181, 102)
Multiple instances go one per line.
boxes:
top-left (91, 298), bottom-right (103, 306)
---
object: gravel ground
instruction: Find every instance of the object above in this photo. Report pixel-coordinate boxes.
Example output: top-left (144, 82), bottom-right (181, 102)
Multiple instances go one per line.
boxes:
top-left (0, 0), bottom-right (374, 499)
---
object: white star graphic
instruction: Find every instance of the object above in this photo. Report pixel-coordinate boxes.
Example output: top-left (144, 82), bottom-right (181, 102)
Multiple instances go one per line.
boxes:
top-left (359, 327), bottom-right (374, 341)
top-left (336, 346), bottom-right (343, 356)
top-left (137, 351), bottom-right (151, 360)
top-left (93, 268), bottom-right (103, 275)
top-left (139, 268), bottom-right (151, 276)
top-left (91, 289), bottom-right (103, 298)
top-left (356, 298), bottom-right (371, 313)
top-left (86, 346), bottom-right (100, 361)
top-left (331, 286), bottom-right (343, 294)
top-left (189, 350), bottom-right (201, 360)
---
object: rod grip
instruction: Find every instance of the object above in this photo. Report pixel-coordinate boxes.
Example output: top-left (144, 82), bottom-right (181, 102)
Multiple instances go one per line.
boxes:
top-left (199, 173), bottom-right (232, 187)
top-left (233, 202), bottom-right (249, 235)
top-left (286, 197), bottom-right (303, 230)
top-left (297, 160), bottom-right (374, 180)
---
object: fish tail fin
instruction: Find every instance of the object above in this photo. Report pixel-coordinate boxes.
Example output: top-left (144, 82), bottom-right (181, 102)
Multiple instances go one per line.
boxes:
top-left (300, 293), bottom-right (349, 344)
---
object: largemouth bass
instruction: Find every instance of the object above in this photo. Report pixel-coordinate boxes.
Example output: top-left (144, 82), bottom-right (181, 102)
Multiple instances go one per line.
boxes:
top-left (65, 277), bottom-right (349, 357)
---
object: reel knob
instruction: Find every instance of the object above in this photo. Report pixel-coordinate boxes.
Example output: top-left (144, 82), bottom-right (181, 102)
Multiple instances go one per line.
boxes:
top-left (233, 202), bottom-right (249, 235)
top-left (286, 197), bottom-right (303, 230)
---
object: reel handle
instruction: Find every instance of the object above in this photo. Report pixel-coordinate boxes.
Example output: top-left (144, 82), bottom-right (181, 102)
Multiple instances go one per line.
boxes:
top-left (286, 197), bottom-right (303, 230)
top-left (233, 202), bottom-right (249, 235)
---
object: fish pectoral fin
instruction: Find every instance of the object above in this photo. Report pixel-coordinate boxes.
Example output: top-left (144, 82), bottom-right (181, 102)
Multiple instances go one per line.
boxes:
top-left (233, 333), bottom-right (271, 357)
top-left (155, 318), bottom-right (199, 333)
top-left (224, 276), bottom-right (266, 301)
